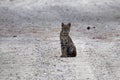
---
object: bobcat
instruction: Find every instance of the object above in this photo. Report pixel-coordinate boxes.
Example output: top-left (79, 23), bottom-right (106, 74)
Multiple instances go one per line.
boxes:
top-left (60, 23), bottom-right (77, 57)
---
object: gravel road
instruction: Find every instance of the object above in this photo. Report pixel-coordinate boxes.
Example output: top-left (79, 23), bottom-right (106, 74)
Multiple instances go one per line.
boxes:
top-left (0, 0), bottom-right (120, 80)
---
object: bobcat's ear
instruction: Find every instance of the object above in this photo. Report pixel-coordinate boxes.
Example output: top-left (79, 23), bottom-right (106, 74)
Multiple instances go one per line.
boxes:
top-left (67, 23), bottom-right (71, 27)
top-left (61, 23), bottom-right (64, 27)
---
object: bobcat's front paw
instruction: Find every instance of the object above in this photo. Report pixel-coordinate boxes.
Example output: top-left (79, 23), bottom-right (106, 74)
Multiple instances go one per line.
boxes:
top-left (60, 55), bottom-right (67, 57)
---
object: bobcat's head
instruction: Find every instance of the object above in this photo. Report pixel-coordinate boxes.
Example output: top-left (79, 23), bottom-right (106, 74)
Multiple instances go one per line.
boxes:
top-left (61, 23), bottom-right (71, 35)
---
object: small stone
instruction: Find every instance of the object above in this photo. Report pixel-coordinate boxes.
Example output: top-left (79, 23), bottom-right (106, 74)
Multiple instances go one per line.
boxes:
top-left (66, 9), bottom-right (69, 11)
top-left (17, 76), bottom-right (21, 79)
top-left (53, 65), bottom-right (56, 67)
top-left (35, 74), bottom-right (38, 76)
top-left (9, 73), bottom-right (12, 76)
top-left (9, 0), bottom-right (14, 1)
top-left (57, 69), bottom-right (62, 72)
top-left (87, 26), bottom-right (90, 30)
top-left (13, 35), bottom-right (17, 37)
top-left (16, 73), bottom-right (18, 75)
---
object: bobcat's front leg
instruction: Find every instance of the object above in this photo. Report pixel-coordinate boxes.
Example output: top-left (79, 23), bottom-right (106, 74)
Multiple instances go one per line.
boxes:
top-left (61, 47), bottom-right (67, 57)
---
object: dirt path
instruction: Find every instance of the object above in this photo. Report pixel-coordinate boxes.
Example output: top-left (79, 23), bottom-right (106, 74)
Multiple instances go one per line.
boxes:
top-left (0, 0), bottom-right (120, 80)
top-left (0, 26), bottom-right (120, 80)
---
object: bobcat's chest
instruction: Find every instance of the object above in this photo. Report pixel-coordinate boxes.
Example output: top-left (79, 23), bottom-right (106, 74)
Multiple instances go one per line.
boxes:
top-left (60, 36), bottom-right (69, 45)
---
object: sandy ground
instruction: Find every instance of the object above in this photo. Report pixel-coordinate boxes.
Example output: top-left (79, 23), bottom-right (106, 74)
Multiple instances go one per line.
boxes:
top-left (0, 0), bottom-right (120, 80)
